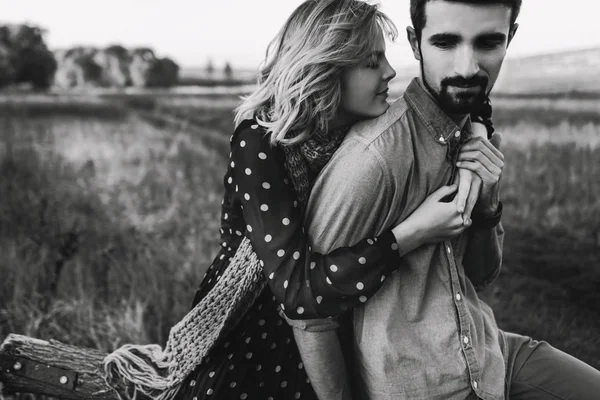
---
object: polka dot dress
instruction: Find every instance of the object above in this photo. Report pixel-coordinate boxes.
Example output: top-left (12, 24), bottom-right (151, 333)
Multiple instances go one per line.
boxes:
top-left (176, 120), bottom-right (403, 399)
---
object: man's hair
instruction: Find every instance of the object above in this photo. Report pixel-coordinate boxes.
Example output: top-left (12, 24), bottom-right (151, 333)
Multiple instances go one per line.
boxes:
top-left (234, 0), bottom-right (397, 146)
top-left (410, 0), bottom-right (522, 40)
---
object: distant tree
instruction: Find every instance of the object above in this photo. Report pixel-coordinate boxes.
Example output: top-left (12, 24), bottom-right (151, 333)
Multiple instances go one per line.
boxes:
top-left (224, 61), bottom-right (233, 79)
top-left (0, 24), bottom-right (56, 90)
top-left (206, 59), bottom-right (215, 75)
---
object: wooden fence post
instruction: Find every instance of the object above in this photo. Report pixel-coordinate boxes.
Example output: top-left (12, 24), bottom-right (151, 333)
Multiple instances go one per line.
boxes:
top-left (0, 334), bottom-right (124, 400)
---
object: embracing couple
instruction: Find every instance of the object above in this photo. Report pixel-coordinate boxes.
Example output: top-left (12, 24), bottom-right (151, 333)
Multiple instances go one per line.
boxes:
top-left (105, 0), bottom-right (600, 399)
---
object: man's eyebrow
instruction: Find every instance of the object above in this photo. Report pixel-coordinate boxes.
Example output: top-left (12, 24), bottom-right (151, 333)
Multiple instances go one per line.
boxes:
top-left (428, 33), bottom-right (460, 43)
top-left (477, 32), bottom-right (507, 41)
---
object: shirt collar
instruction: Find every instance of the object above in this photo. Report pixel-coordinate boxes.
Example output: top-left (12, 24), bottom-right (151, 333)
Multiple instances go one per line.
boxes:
top-left (404, 78), bottom-right (469, 145)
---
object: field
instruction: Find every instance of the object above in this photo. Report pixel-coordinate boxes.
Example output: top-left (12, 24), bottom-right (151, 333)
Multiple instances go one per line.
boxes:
top-left (0, 85), bottom-right (599, 382)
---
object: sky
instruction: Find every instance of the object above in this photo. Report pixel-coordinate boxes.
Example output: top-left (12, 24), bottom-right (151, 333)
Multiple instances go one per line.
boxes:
top-left (3, 0), bottom-right (600, 70)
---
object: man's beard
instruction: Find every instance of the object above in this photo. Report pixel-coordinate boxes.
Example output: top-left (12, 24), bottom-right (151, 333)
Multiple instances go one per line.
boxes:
top-left (420, 59), bottom-right (489, 115)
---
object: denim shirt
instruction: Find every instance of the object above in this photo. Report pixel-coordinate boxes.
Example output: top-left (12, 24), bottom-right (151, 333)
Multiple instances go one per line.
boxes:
top-left (304, 78), bottom-right (507, 400)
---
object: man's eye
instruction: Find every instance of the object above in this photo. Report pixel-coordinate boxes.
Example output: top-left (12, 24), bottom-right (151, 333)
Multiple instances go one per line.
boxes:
top-left (433, 41), bottom-right (455, 49)
top-left (478, 41), bottom-right (503, 50)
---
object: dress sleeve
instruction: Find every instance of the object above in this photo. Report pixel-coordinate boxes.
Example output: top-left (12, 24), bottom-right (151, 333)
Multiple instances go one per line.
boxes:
top-left (228, 122), bottom-right (402, 319)
top-left (470, 96), bottom-right (495, 139)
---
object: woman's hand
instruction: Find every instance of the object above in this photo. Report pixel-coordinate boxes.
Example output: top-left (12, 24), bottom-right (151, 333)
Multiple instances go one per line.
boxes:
top-left (391, 184), bottom-right (468, 255)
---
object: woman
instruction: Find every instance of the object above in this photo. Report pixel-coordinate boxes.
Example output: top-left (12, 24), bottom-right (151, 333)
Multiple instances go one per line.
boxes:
top-left (170, 1), bottom-right (495, 399)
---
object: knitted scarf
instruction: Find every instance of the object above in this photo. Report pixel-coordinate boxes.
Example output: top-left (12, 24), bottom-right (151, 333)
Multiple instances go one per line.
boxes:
top-left (102, 123), bottom-right (349, 400)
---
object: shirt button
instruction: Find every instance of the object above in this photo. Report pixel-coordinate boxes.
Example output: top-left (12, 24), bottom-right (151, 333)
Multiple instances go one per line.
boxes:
top-left (456, 293), bottom-right (462, 301)
top-left (455, 130), bottom-right (461, 138)
top-left (463, 336), bottom-right (470, 345)
top-left (473, 381), bottom-right (478, 389)
top-left (447, 246), bottom-right (451, 254)
top-left (439, 136), bottom-right (446, 143)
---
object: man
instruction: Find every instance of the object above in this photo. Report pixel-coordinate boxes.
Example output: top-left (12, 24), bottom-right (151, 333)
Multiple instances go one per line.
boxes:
top-left (301, 1), bottom-right (600, 399)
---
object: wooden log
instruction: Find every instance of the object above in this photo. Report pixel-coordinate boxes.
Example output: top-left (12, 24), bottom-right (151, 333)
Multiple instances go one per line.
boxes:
top-left (0, 334), bottom-right (124, 400)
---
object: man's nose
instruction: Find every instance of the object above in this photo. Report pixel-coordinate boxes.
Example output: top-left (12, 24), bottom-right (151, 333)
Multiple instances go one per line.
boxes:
top-left (453, 45), bottom-right (480, 78)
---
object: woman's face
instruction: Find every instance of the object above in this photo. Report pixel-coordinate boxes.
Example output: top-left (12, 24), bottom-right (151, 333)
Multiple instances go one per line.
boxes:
top-left (338, 32), bottom-right (396, 122)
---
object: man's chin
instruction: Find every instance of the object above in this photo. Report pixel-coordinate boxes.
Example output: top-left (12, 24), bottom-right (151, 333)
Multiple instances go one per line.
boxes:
top-left (441, 95), bottom-right (483, 115)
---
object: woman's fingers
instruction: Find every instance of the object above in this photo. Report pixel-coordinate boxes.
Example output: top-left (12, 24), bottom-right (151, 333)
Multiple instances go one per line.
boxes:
top-left (463, 175), bottom-right (482, 224)
top-left (455, 170), bottom-right (473, 214)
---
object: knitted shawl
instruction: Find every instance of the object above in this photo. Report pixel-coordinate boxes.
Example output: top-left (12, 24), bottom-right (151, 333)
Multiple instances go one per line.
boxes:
top-left (102, 123), bottom-right (348, 400)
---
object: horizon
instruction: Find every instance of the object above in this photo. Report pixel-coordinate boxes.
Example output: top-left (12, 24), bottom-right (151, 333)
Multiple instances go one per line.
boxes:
top-left (3, 0), bottom-right (600, 70)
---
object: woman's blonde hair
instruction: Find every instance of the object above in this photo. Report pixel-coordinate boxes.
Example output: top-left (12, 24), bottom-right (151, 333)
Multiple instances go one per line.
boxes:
top-left (234, 0), bottom-right (397, 146)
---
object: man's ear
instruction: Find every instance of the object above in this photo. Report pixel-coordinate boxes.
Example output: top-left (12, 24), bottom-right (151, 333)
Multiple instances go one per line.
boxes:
top-left (406, 26), bottom-right (421, 61)
top-left (507, 23), bottom-right (519, 48)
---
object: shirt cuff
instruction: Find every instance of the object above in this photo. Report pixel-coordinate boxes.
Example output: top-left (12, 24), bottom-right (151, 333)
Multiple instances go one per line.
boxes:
top-left (471, 201), bottom-right (503, 230)
top-left (279, 307), bottom-right (340, 332)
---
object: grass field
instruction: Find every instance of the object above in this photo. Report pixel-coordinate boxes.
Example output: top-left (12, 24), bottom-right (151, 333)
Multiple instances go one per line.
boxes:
top-left (0, 90), bottom-right (599, 378)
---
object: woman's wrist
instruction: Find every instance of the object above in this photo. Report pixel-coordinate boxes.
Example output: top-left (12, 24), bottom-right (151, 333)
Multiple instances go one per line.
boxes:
top-left (391, 216), bottom-right (425, 256)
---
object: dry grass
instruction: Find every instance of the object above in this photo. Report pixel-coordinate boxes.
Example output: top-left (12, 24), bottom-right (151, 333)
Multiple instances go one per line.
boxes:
top-left (0, 93), bottom-right (598, 376)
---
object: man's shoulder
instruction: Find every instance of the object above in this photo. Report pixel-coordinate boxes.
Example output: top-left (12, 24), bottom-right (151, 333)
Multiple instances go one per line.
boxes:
top-left (346, 97), bottom-right (411, 146)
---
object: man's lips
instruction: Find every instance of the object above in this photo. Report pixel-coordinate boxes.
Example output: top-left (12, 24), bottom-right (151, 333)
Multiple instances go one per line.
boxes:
top-left (376, 88), bottom-right (389, 95)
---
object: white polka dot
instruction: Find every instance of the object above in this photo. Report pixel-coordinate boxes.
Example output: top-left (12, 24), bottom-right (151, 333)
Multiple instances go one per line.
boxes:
top-left (316, 296), bottom-right (323, 304)
top-left (258, 152), bottom-right (267, 160)
top-left (293, 201), bottom-right (298, 207)
top-left (228, 353), bottom-right (233, 359)
top-left (256, 364), bottom-right (262, 371)
top-left (297, 307), bottom-right (304, 314)
top-left (326, 277), bottom-right (332, 285)
top-left (282, 218), bottom-right (290, 225)
top-left (258, 319), bottom-right (266, 326)
top-left (284, 280), bottom-right (288, 289)
top-left (219, 254), bottom-right (225, 260)
top-left (360, 295), bottom-right (368, 303)
top-left (281, 381), bottom-right (288, 388)
top-left (262, 182), bottom-right (271, 189)
top-left (284, 178), bottom-right (289, 184)
top-left (280, 304), bottom-right (285, 310)
top-left (359, 257), bottom-right (367, 264)
top-left (391, 243), bottom-right (399, 251)
top-left (224, 213), bottom-right (228, 220)
top-left (265, 235), bottom-right (272, 242)
top-left (310, 262), bottom-right (316, 270)
top-left (228, 176), bottom-right (232, 184)
top-left (293, 251), bottom-right (300, 260)
top-left (230, 382), bottom-right (236, 388)
top-left (246, 352), bottom-right (253, 359)
top-left (207, 389), bottom-right (213, 395)
top-left (241, 394), bottom-right (248, 400)
top-left (270, 342), bottom-right (277, 349)
top-left (251, 124), bottom-right (259, 129)
top-left (240, 140), bottom-right (246, 147)
top-left (222, 242), bottom-right (227, 247)
top-left (190, 380), bottom-right (196, 387)
top-left (260, 260), bottom-right (264, 267)
top-left (298, 362), bottom-right (304, 369)
top-left (236, 230), bottom-right (242, 236)
top-left (245, 337), bottom-right (251, 344)
top-left (245, 168), bottom-right (252, 175)
top-left (247, 225), bottom-right (252, 232)
top-left (261, 204), bottom-right (269, 211)
top-left (356, 282), bottom-right (364, 290)
top-left (244, 193), bottom-right (250, 200)
top-left (277, 249), bottom-right (285, 257)
top-left (295, 393), bottom-right (301, 399)
top-left (224, 342), bottom-right (230, 348)
top-left (228, 364), bottom-right (234, 370)
top-left (275, 365), bottom-right (281, 373)
top-left (235, 185), bottom-right (239, 192)
top-left (230, 161), bottom-right (235, 167)
top-left (209, 371), bottom-right (215, 378)
top-left (261, 332), bottom-right (267, 339)
top-left (367, 238), bottom-right (374, 245)
top-left (381, 275), bottom-right (386, 282)
top-left (330, 265), bottom-right (338, 272)
top-left (259, 382), bottom-right (265, 387)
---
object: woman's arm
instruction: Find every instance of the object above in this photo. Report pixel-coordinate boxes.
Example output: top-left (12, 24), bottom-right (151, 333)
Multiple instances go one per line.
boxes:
top-left (229, 122), bottom-right (405, 319)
